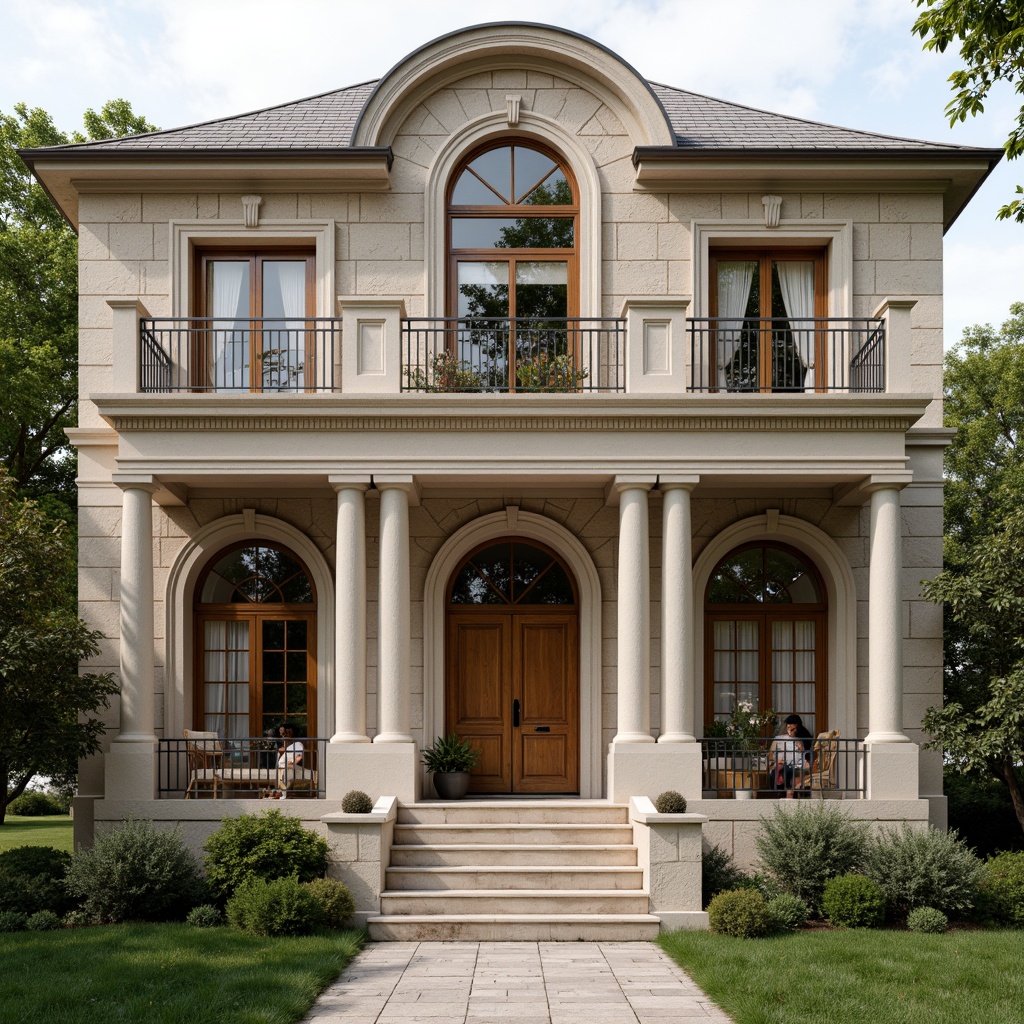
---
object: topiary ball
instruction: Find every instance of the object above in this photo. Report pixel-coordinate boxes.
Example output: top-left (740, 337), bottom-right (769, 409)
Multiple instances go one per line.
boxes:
top-left (707, 888), bottom-right (773, 938)
top-left (654, 791), bottom-right (687, 814)
top-left (341, 790), bottom-right (374, 814)
top-left (907, 906), bottom-right (948, 933)
top-left (821, 873), bottom-right (886, 928)
top-left (186, 904), bottom-right (223, 928)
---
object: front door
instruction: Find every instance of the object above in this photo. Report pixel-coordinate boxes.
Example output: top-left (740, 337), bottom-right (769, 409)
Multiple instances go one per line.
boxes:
top-left (445, 539), bottom-right (579, 794)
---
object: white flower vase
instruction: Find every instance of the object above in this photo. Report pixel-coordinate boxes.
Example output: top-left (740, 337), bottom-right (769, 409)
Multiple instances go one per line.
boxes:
top-left (735, 789), bottom-right (754, 801)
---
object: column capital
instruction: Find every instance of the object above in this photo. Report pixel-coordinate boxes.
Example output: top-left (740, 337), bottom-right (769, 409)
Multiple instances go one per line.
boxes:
top-left (373, 475), bottom-right (422, 505)
top-left (657, 476), bottom-right (700, 493)
top-left (862, 474), bottom-right (912, 495)
top-left (329, 475), bottom-right (372, 493)
top-left (605, 476), bottom-right (656, 505)
top-left (112, 474), bottom-right (159, 494)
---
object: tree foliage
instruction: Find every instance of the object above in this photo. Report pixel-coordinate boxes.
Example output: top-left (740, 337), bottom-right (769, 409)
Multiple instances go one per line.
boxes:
top-left (0, 470), bottom-right (117, 822)
top-left (913, 0), bottom-right (1024, 221)
top-left (0, 99), bottom-right (155, 515)
top-left (922, 302), bottom-right (1024, 836)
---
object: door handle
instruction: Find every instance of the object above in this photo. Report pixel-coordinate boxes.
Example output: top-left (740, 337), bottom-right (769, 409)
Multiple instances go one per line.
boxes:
top-left (513, 699), bottom-right (521, 727)
top-left (534, 725), bottom-right (550, 733)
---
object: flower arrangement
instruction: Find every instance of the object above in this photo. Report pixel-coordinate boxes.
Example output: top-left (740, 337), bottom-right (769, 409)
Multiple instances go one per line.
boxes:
top-left (723, 699), bottom-right (777, 764)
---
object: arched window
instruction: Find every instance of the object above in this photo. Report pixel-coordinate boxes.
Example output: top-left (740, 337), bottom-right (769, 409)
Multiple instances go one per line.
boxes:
top-left (447, 141), bottom-right (579, 390)
top-left (194, 542), bottom-right (317, 739)
top-left (704, 543), bottom-right (826, 734)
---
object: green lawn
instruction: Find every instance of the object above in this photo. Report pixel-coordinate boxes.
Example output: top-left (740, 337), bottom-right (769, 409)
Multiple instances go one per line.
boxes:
top-left (0, 923), bottom-right (364, 1024)
top-left (659, 928), bottom-right (1024, 1024)
top-left (0, 815), bottom-right (74, 853)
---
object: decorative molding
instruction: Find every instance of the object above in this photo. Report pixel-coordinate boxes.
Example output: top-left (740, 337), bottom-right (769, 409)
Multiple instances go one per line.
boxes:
top-left (240, 194), bottom-right (262, 227)
top-left (505, 504), bottom-right (519, 529)
top-left (505, 94), bottom-right (521, 126)
top-left (242, 507), bottom-right (256, 531)
top-left (761, 194), bottom-right (783, 228)
top-left (765, 507), bottom-right (780, 532)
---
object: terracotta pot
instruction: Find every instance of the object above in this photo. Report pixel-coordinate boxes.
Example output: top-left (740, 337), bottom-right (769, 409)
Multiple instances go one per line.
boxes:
top-left (432, 771), bottom-right (471, 800)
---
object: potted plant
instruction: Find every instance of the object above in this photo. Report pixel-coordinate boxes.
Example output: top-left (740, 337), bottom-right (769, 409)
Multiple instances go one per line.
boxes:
top-left (421, 733), bottom-right (480, 800)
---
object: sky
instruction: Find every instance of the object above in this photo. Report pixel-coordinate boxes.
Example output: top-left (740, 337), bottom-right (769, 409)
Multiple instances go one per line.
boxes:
top-left (2, 0), bottom-right (1021, 345)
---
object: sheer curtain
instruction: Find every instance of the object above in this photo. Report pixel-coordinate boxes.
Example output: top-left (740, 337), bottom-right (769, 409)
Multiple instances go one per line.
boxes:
top-left (716, 262), bottom-right (756, 388)
top-left (203, 620), bottom-right (250, 738)
top-left (263, 262), bottom-right (306, 391)
top-left (776, 261), bottom-right (815, 390)
top-left (210, 262), bottom-right (248, 391)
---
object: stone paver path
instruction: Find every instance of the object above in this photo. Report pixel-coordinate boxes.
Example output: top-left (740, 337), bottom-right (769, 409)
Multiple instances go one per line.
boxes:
top-left (304, 941), bottom-right (734, 1024)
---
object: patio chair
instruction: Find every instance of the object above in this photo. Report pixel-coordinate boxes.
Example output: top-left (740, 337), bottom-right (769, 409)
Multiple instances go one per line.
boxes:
top-left (796, 729), bottom-right (841, 797)
top-left (277, 741), bottom-right (317, 797)
top-left (183, 729), bottom-right (225, 798)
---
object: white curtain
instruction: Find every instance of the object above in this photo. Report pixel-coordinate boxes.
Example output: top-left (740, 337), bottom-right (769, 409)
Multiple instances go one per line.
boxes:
top-left (776, 261), bottom-right (816, 389)
top-left (263, 262), bottom-right (306, 390)
top-left (210, 262), bottom-right (248, 391)
top-left (716, 261), bottom-right (756, 388)
top-left (203, 620), bottom-right (250, 737)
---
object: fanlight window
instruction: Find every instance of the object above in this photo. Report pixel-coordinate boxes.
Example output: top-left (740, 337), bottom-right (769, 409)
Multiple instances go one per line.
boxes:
top-left (707, 545), bottom-right (822, 605)
top-left (450, 540), bottom-right (576, 606)
top-left (200, 544), bottom-right (314, 605)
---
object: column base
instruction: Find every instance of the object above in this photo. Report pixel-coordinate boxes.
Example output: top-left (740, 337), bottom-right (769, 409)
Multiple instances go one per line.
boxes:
top-left (865, 741), bottom-right (920, 800)
top-left (326, 741), bottom-right (420, 803)
top-left (607, 741), bottom-right (703, 804)
top-left (104, 738), bottom-right (157, 801)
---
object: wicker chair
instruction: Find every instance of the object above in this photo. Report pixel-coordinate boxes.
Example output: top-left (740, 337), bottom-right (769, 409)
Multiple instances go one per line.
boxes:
top-left (797, 729), bottom-right (841, 797)
top-left (183, 729), bottom-right (225, 798)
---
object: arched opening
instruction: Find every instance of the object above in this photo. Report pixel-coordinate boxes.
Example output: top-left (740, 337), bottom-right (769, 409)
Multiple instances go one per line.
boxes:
top-left (193, 541), bottom-right (318, 741)
top-left (704, 542), bottom-right (827, 734)
top-left (445, 537), bottom-right (579, 794)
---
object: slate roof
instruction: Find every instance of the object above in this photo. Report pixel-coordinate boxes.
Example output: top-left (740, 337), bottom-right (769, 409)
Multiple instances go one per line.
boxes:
top-left (30, 77), bottom-right (977, 156)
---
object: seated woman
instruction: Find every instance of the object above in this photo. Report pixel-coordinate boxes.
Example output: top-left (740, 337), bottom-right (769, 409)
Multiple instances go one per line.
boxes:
top-left (275, 724), bottom-right (304, 798)
top-left (769, 714), bottom-right (813, 799)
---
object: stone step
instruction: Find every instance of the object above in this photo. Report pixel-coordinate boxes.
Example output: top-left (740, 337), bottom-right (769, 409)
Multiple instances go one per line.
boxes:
top-left (385, 865), bottom-right (644, 891)
top-left (397, 801), bottom-right (629, 825)
top-left (388, 843), bottom-right (639, 867)
top-left (379, 889), bottom-right (650, 915)
top-left (367, 914), bottom-right (661, 942)
top-left (392, 823), bottom-right (635, 846)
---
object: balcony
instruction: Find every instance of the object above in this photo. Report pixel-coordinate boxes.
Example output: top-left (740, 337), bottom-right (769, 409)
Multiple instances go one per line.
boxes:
top-left (688, 317), bottom-right (885, 393)
top-left (401, 317), bottom-right (626, 393)
top-left (701, 736), bottom-right (865, 799)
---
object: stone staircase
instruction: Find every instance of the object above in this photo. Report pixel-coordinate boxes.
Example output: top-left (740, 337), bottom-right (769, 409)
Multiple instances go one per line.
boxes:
top-left (366, 800), bottom-right (661, 941)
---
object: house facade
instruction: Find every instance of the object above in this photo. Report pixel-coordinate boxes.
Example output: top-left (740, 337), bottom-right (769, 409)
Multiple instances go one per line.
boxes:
top-left (23, 23), bottom-right (999, 937)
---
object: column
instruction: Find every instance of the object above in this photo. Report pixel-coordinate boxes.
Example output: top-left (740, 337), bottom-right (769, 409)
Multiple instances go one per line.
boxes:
top-left (614, 480), bottom-right (655, 744)
top-left (375, 480), bottom-right (416, 744)
top-left (865, 483), bottom-right (909, 743)
top-left (331, 480), bottom-right (369, 743)
top-left (659, 481), bottom-right (698, 743)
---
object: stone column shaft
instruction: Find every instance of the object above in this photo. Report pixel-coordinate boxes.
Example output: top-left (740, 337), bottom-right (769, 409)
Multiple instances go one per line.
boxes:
top-left (333, 483), bottom-right (369, 742)
top-left (659, 483), bottom-right (696, 743)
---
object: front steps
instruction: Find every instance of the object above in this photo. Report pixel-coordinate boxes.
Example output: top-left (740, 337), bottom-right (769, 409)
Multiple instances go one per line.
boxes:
top-left (366, 800), bottom-right (660, 941)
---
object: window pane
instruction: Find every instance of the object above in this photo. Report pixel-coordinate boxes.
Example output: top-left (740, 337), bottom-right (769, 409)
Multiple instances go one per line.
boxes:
top-left (452, 168), bottom-right (505, 205)
top-left (450, 563), bottom-right (504, 604)
top-left (521, 564), bottom-right (575, 605)
top-left (263, 651), bottom-right (285, 682)
top-left (262, 262), bottom-right (305, 319)
top-left (458, 262), bottom-right (509, 320)
top-left (263, 620), bottom-right (284, 649)
top-left (209, 262), bottom-right (250, 319)
top-left (522, 169), bottom-right (571, 206)
top-left (714, 652), bottom-right (734, 683)
top-left (286, 683), bottom-right (308, 715)
top-left (286, 651), bottom-right (307, 683)
top-left (263, 683), bottom-right (284, 714)
top-left (467, 147), bottom-right (512, 202)
top-left (451, 218), bottom-right (574, 249)
top-left (513, 146), bottom-right (557, 203)
top-left (286, 620), bottom-right (307, 647)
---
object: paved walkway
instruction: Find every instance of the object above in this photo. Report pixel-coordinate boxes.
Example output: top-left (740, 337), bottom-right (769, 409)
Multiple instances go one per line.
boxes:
top-left (303, 941), bottom-right (733, 1023)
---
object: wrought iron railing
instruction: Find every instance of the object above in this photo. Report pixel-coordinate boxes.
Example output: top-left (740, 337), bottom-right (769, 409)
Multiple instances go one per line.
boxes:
top-left (401, 317), bottom-right (626, 393)
top-left (158, 736), bottom-right (327, 799)
top-left (688, 318), bottom-right (885, 393)
top-left (701, 736), bottom-right (865, 798)
top-left (139, 318), bottom-right (339, 392)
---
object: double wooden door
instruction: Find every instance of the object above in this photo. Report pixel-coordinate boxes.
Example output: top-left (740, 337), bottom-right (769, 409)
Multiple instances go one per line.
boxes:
top-left (446, 610), bottom-right (579, 793)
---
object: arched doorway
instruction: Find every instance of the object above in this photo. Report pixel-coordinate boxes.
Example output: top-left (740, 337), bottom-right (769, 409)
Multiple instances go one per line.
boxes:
top-left (194, 541), bottom-right (317, 740)
top-left (704, 542), bottom-right (827, 734)
top-left (445, 537), bottom-right (579, 794)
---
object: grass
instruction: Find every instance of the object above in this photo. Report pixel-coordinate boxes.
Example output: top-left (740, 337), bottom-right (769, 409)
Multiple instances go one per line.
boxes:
top-left (0, 923), bottom-right (364, 1024)
top-left (659, 928), bottom-right (1024, 1024)
top-left (0, 815), bottom-right (74, 854)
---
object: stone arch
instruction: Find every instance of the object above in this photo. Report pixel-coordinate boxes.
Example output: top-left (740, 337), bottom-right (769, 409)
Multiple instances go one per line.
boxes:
top-left (692, 513), bottom-right (858, 738)
top-left (423, 509), bottom-right (603, 797)
top-left (164, 514), bottom-right (335, 740)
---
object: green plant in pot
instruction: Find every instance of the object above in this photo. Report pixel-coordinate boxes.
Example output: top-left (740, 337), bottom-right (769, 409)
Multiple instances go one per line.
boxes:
top-left (422, 734), bottom-right (480, 800)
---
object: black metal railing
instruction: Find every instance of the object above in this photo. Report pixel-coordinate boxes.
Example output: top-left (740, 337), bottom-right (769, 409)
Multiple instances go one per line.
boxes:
top-left (688, 318), bottom-right (885, 393)
top-left (158, 736), bottom-right (327, 799)
top-left (140, 318), bottom-right (339, 392)
top-left (701, 736), bottom-right (865, 798)
top-left (401, 317), bottom-right (626, 393)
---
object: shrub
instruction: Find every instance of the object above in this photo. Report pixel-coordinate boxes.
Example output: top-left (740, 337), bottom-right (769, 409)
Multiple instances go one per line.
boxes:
top-left (304, 878), bottom-right (355, 928)
top-left (863, 824), bottom-right (983, 919)
top-left (6, 791), bottom-right (67, 816)
top-left (707, 888), bottom-right (773, 938)
top-left (766, 892), bottom-right (809, 931)
top-left (654, 791), bottom-right (687, 814)
top-left (702, 842), bottom-right (748, 909)
top-left (186, 904), bottom-right (223, 928)
top-left (755, 804), bottom-right (869, 914)
top-left (0, 911), bottom-right (27, 932)
top-left (908, 906), bottom-right (948, 934)
top-left (203, 810), bottom-right (329, 901)
top-left (0, 846), bottom-right (75, 916)
top-left (977, 851), bottom-right (1024, 926)
top-left (341, 790), bottom-right (373, 814)
top-left (64, 818), bottom-right (209, 923)
top-left (226, 876), bottom-right (324, 937)
top-left (25, 910), bottom-right (62, 931)
top-left (821, 874), bottom-right (886, 928)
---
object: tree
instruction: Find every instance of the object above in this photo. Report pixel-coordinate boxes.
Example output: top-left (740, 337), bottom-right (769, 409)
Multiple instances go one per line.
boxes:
top-left (922, 302), bottom-right (1024, 835)
top-left (912, 0), bottom-right (1024, 221)
top-left (0, 470), bottom-right (117, 823)
top-left (0, 100), bottom-right (156, 516)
